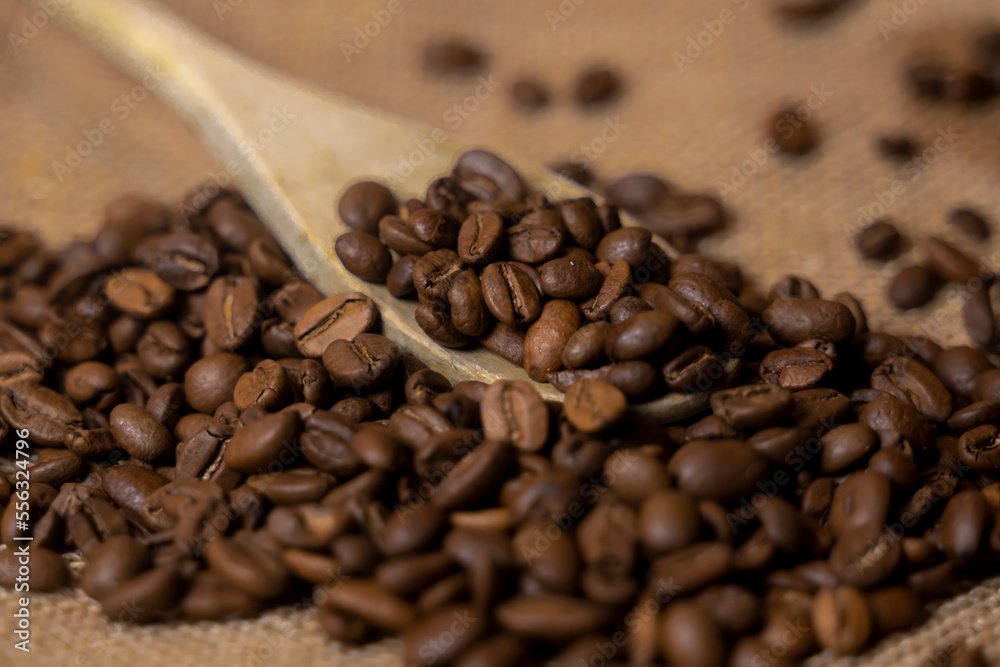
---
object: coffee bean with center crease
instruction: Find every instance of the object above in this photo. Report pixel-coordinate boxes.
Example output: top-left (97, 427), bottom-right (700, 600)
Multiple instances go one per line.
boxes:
top-left (416, 302), bottom-right (472, 348)
top-left (507, 209), bottom-right (567, 264)
top-left (452, 149), bottom-right (526, 203)
top-left (870, 356), bottom-right (952, 423)
top-left (136, 232), bottom-right (220, 290)
top-left (408, 208), bottom-right (461, 250)
top-left (293, 292), bottom-right (378, 358)
top-left (413, 249), bottom-right (465, 303)
top-left (957, 425), bottom-right (1000, 472)
top-left (659, 600), bottom-right (726, 667)
top-left (557, 198), bottom-right (603, 251)
top-left (548, 361), bottom-right (659, 399)
top-left (234, 359), bottom-right (289, 411)
top-left (711, 384), bottom-right (793, 429)
top-left (323, 333), bottom-right (400, 389)
top-left (335, 231), bottom-right (393, 283)
top-left (563, 379), bottom-right (627, 433)
top-left (110, 404), bottom-right (173, 462)
top-left (582, 260), bottom-right (631, 322)
top-left (0, 351), bottom-right (44, 387)
top-left (448, 270), bottom-right (491, 337)
top-left (828, 470), bottom-right (892, 540)
top-left (812, 585), bottom-right (871, 655)
top-left (481, 380), bottom-right (547, 452)
top-left (380, 215), bottom-right (435, 256)
top-left (337, 181), bottom-right (398, 235)
top-left (457, 210), bottom-right (504, 267)
top-left (523, 300), bottom-right (580, 382)
top-left (760, 347), bottom-right (833, 391)
top-left (481, 262), bottom-right (542, 326)
top-left (1, 381), bottom-right (82, 445)
top-left (106, 268), bottom-right (176, 320)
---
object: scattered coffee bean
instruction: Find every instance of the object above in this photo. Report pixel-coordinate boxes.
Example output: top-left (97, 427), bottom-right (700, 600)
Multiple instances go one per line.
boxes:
top-left (771, 106), bottom-right (818, 155)
top-left (854, 219), bottom-right (901, 260)
top-left (573, 66), bottom-right (623, 107)
top-left (509, 78), bottom-right (550, 111)
top-left (888, 265), bottom-right (940, 310)
top-left (423, 39), bottom-right (486, 75)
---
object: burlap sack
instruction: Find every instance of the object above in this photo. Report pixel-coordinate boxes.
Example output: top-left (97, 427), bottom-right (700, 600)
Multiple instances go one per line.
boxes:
top-left (1, 0), bottom-right (1000, 663)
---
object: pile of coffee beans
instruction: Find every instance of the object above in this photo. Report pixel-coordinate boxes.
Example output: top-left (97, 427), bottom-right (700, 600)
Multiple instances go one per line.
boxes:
top-left (335, 151), bottom-right (734, 402)
top-left (5, 165), bottom-right (1000, 666)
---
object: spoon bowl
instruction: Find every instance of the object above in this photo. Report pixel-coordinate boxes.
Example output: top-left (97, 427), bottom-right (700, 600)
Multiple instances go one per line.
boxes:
top-left (56, 0), bottom-right (739, 420)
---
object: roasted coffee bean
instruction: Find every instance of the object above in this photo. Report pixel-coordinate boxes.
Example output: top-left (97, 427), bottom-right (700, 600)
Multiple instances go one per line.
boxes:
top-left (184, 353), bottom-right (249, 414)
top-left (416, 302), bottom-right (472, 348)
top-left (659, 600), bottom-right (726, 667)
top-left (605, 310), bottom-right (679, 362)
top-left (448, 270), bottom-right (491, 337)
top-left (64, 361), bottom-right (119, 408)
top-left (337, 181), bottom-right (398, 235)
top-left (870, 356), bottom-right (952, 423)
top-left (538, 257), bottom-right (603, 300)
top-left (608, 296), bottom-right (652, 325)
top-left (948, 400), bottom-right (1000, 432)
top-left (480, 262), bottom-right (542, 326)
top-left (509, 77), bottom-right (550, 110)
top-left (606, 173), bottom-right (669, 213)
top-left (760, 347), bottom-right (833, 391)
top-left (595, 227), bottom-right (653, 271)
top-left (925, 236), bottom-right (980, 283)
top-left (335, 231), bottom-right (393, 283)
top-left (224, 410), bottom-right (302, 473)
top-left (941, 490), bottom-right (988, 566)
top-left (386, 255), bottom-right (419, 299)
top-left (645, 193), bottom-right (728, 239)
top-left (507, 209), bottom-right (567, 264)
top-left (423, 39), bottom-right (485, 75)
top-left (668, 440), bottom-right (769, 502)
top-left (888, 265), bottom-right (940, 310)
top-left (136, 232), bottom-right (219, 290)
top-left (638, 489), bottom-right (700, 554)
top-left (820, 423), bottom-right (877, 474)
top-left (563, 379), bottom-right (627, 433)
top-left (649, 541), bottom-right (733, 592)
top-left (812, 585), bottom-right (871, 655)
top-left (555, 198), bottom-right (603, 251)
top-left (0, 351), bottom-right (45, 387)
top-left (854, 220), bottom-right (901, 261)
top-left (109, 404), bottom-right (174, 463)
top-left (548, 361), bottom-right (659, 400)
top-left (452, 150), bottom-right (525, 202)
top-left (233, 359), bottom-right (289, 411)
top-left (0, 546), bottom-right (68, 593)
top-left (413, 249), bottom-right (465, 302)
top-left (478, 322), bottom-right (525, 366)
top-left (409, 208), bottom-right (461, 250)
top-left (562, 322), bottom-right (612, 370)
top-left (764, 298), bottom-right (855, 346)
top-left (81, 534), bottom-right (149, 600)
top-left (950, 207), bottom-right (991, 241)
top-left (380, 214), bottom-right (435, 256)
top-left (457, 210), bottom-right (504, 267)
top-left (711, 384), bottom-right (793, 429)
top-left (1, 381), bottom-right (82, 445)
top-left (829, 470), bottom-right (892, 540)
top-left (771, 106), bottom-right (818, 155)
top-left (294, 292), bottom-right (378, 358)
top-left (573, 66), bottom-right (623, 107)
top-left (523, 300), bottom-right (580, 382)
top-left (204, 532), bottom-right (290, 599)
top-left (106, 267), bottom-right (176, 319)
top-left (204, 198), bottom-right (269, 252)
top-left (964, 286), bottom-right (996, 347)
top-left (496, 594), bottom-right (610, 641)
top-left (481, 381), bottom-right (547, 452)
top-left (273, 281), bottom-right (324, 325)
top-left (957, 425), bottom-right (1000, 472)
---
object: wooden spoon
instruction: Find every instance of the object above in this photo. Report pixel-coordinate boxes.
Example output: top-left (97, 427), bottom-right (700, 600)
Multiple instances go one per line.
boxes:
top-left (55, 0), bottom-right (739, 420)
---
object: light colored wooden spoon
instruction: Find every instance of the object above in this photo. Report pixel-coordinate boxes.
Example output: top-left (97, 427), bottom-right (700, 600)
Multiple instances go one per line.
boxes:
top-left (55, 0), bottom-right (739, 420)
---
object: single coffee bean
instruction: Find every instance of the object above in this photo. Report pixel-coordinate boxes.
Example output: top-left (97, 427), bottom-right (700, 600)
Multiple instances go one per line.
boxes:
top-left (888, 265), bottom-right (940, 310)
top-left (415, 302), bottom-right (472, 348)
top-left (659, 600), bottom-right (726, 667)
top-left (293, 292), bottom-right (378, 358)
top-left (820, 423), bottom-right (878, 474)
top-left (556, 198), bottom-right (603, 251)
top-left (538, 257), bottom-right (603, 300)
top-left (380, 214), bottom-right (435, 256)
top-left (760, 347), bottom-right (833, 391)
top-left (509, 77), bottom-right (550, 110)
top-left (940, 490), bottom-right (988, 566)
top-left (1, 381), bottom-right (82, 446)
top-left (386, 255), bottom-right (419, 299)
top-left (478, 323), bottom-right (525, 366)
top-left (870, 356), bottom-right (952, 423)
top-left (495, 594), bottom-right (610, 641)
top-left (507, 209), bottom-right (567, 265)
top-left (337, 181), bottom-right (397, 235)
top-left (403, 603), bottom-right (486, 665)
top-left (829, 470), bottom-right (892, 540)
top-left (957, 425), bottom-right (1000, 472)
top-left (949, 207), bottom-right (991, 241)
top-left (323, 333), bottom-right (399, 389)
top-left (854, 220), bottom-right (901, 261)
top-left (457, 210), bottom-right (504, 267)
top-left (335, 231), bottom-right (393, 283)
top-left (413, 249), bottom-right (465, 302)
top-left (770, 106), bottom-right (818, 155)
top-left (764, 298), bottom-right (855, 346)
top-left (480, 380), bottom-right (547, 452)
top-left (233, 359), bottom-right (289, 411)
top-left (448, 270), bottom-right (491, 337)
top-left (963, 287), bottom-right (996, 347)
top-left (562, 322), bottom-right (612, 370)
top-left (204, 532), bottom-right (291, 599)
top-left (0, 351), bottom-right (44, 387)
top-left (106, 268), bottom-right (176, 319)
top-left (812, 585), bottom-right (871, 655)
top-left (925, 236), bottom-right (980, 283)
top-left (136, 232), bottom-right (220, 290)
top-left (0, 546), bottom-right (68, 592)
top-left (423, 39), bottom-right (485, 75)
top-left (109, 404), bottom-right (172, 462)
top-left (523, 300), bottom-right (580, 382)
top-left (480, 262), bottom-right (542, 326)
top-left (644, 194), bottom-right (727, 238)
top-left (573, 66), bottom-right (623, 107)
top-left (638, 489), bottom-right (700, 554)
top-left (184, 353), bottom-right (249, 414)
top-left (274, 280), bottom-right (324, 324)
top-left (548, 361), bottom-right (659, 400)
top-left (582, 260), bottom-right (631, 322)
top-left (224, 410), bottom-right (302, 473)
top-left (452, 150), bottom-right (526, 202)
top-left (668, 439), bottom-right (769, 502)
top-left (711, 384), bottom-right (793, 429)
top-left (81, 534), bottom-right (149, 600)
top-left (605, 310), bottom-right (679, 362)
top-left (204, 275), bottom-right (258, 351)
top-left (563, 379), bottom-right (627, 433)
top-left (606, 173), bottom-right (669, 213)
top-left (648, 541), bottom-right (733, 592)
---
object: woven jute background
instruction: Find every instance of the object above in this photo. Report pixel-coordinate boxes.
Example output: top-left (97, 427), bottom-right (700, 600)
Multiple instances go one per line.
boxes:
top-left (2, 0), bottom-right (1000, 664)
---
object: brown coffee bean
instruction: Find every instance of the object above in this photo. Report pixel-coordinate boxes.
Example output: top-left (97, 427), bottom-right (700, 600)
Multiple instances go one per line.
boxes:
top-left (649, 541), bottom-right (733, 592)
top-left (562, 322), bottom-right (612, 370)
top-left (829, 470), bottom-right (891, 540)
top-left (204, 532), bottom-right (290, 599)
top-left (136, 232), bottom-right (219, 290)
top-left (925, 236), bottom-right (980, 283)
top-left (337, 181), bottom-right (398, 235)
top-left (452, 150), bottom-right (525, 202)
top-left (659, 600), bottom-right (726, 667)
top-left (606, 173), bottom-right (669, 213)
top-left (293, 292), bottom-right (378, 358)
top-left (950, 207), bottom-right (991, 241)
top-left (386, 255), bottom-right (419, 299)
top-left (870, 356), bottom-right (952, 423)
top-left (538, 257), bottom-right (603, 300)
top-left (668, 439), bottom-right (769, 502)
top-left (563, 379), bottom-right (627, 433)
top-left (106, 268), bottom-right (175, 319)
top-left (447, 270), bottom-right (491, 337)
top-left (888, 265), bottom-right (940, 310)
top-left (523, 300), bottom-right (580, 382)
top-left (638, 489), bottom-right (700, 554)
top-left (760, 347), bottom-right (833, 391)
top-left (184, 353), bottom-right (248, 414)
top-left (481, 380), bottom-right (547, 452)
top-left (224, 410), bottom-right (302, 473)
top-left (573, 66), bottom-right (623, 107)
top-left (605, 310), bottom-right (679, 362)
top-left (764, 298), bottom-right (855, 346)
top-left (771, 106), bottom-right (818, 155)
top-left (233, 359), bottom-right (289, 411)
top-left (854, 220), bottom-right (901, 261)
top-left (380, 215), bottom-right (435, 256)
top-left (496, 594), bottom-right (610, 641)
top-left (457, 210), bottom-right (504, 268)
top-left (1, 381), bottom-right (83, 446)
top-left (273, 281), bottom-right (324, 324)
top-left (423, 39), bottom-right (485, 75)
top-left (509, 77), bottom-right (550, 111)
top-left (507, 209), bottom-right (567, 264)
top-left (711, 384), bottom-right (793, 429)
top-left (481, 262), bottom-right (542, 326)
top-left (0, 546), bottom-right (68, 593)
top-left (81, 534), bottom-right (149, 600)
top-left (812, 585), bottom-right (871, 655)
top-left (335, 231), bottom-right (393, 283)
top-left (204, 275), bottom-right (258, 351)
